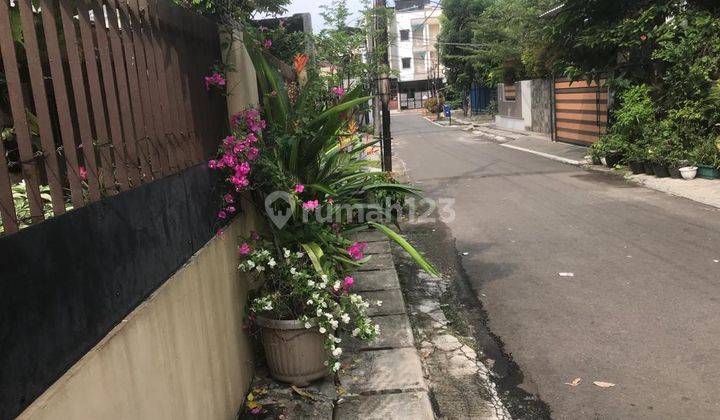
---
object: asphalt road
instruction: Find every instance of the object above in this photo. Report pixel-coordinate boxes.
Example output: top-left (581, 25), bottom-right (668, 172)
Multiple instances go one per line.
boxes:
top-left (391, 113), bottom-right (720, 419)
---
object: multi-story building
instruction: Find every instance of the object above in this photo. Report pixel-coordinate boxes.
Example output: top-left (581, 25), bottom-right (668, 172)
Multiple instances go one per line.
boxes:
top-left (389, 0), bottom-right (445, 110)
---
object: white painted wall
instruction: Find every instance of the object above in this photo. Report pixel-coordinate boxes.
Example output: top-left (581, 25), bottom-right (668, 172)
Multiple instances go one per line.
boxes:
top-left (391, 5), bottom-right (443, 82)
top-left (520, 80), bottom-right (532, 130)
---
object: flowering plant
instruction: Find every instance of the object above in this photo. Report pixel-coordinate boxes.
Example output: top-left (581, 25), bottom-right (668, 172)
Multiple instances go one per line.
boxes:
top-left (239, 238), bottom-right (379, 371)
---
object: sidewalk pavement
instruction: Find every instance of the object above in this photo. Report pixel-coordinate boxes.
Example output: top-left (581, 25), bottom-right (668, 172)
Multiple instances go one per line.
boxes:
top-left (463, 121), bottom-right (720, 211)
top-left (241, 229), bottom-right (435, 419)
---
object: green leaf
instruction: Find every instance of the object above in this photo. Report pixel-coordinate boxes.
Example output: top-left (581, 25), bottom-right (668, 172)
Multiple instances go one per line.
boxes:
top-left (367, 222), bottom-right (440, 276)
top-left (301, 242), bottom-right (326, 275)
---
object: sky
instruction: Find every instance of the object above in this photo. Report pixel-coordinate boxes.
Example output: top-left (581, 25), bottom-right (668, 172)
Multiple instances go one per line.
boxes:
top-left (257, 0), bottom-right (368, 32)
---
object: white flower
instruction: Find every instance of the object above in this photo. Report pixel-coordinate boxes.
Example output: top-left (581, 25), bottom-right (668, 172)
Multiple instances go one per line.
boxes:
top-left (374, 324), bottom-right (381, 334)
top-left (316, 308), bottom-right (323, 316)
top-left (295, 251), bottom-right (304, 258)
top-left (268, 258), bottom-right (276, 268)
top-left (307, 280), bottom-right (315, 287)
top-left (352, 328), bottom-right (360, 337)
top-left (290, 267), bottom-right (297, 275)
top-left (330, 320), bottom-right (339, 329)
top-left (333, 281), bottom-right (341, 291)
top-left (255, 265), bottom-right (265, 272)
top-left (332, 347), bottom-right (343, 356)
top-left (304, 322), bottom-right (311, 329)
top-left (247, 260), bottom-right (255, 268)
top-left (263, 302), bottom-right (273, 311)
top-left (307, 299), bottom-right (313, 305)
top-left (283, 248), bottom-right (291, 258)
top-left (323, 360), bottom-right (329, 366)
top-left (321, 274), bottom-right (328, 281)
top-left (319, 326), bottom-right (327, 334)
top-left (376, 300), bottom-right (383, 307)
top-left (333, 361), bottom-right (341, 372)
top-left (341, 313), bottom-right (350, 324)
top-left (324, 312), bottom-right (334, 319)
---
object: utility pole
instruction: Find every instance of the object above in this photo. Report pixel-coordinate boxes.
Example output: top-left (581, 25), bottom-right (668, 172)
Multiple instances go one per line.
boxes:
top-left (374, 0), bottom-right (392, 172)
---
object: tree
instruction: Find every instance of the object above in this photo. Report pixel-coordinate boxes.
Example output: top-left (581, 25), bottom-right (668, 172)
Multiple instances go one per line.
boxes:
top-left (314, 0), bottom-right (367, 87)
top-left (438, 0), bottom-right (489, 112)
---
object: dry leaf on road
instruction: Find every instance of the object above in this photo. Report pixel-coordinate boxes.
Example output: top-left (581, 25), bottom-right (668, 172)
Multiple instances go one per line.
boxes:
top-left (291, 385), bottom-right (318, 400)
top-left (565, 378), bottom-right (582, 386)
top-left (593, 381), bottom-right (616, 388)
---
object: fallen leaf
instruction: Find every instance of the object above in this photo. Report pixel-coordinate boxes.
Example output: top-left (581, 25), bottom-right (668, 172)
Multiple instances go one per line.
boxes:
top-left (593, 381), bottom-right (616, 388)
top-left (565, 378), bottom-right (582, 386)
top-left (291, 385), bottom-right (318, 400)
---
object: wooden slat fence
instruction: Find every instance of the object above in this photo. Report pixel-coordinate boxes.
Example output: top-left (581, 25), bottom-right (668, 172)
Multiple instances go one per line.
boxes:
top-left (553, 79), bottom-right (608, 145)
top-left (0, 0), bottom-right (226, 235)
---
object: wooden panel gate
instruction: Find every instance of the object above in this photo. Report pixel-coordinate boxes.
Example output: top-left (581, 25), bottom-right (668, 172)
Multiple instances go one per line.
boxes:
top-left (553, 79), bottom-right (608, 145)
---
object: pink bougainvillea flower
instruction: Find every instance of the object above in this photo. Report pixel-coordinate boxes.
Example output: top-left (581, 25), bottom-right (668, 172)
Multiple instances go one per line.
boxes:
top-left (245, 133), bottom-right (258, 144)
top-left (227, 206), bottom-right (236, 214)
top-left (343, 276), bottom-right (354, 292)
top-left (218, 210), bottom-right (227, 219)
top-left (347, 241), bottom-right (367, 260)
top-left (238, 242), bottom-right (252, 255)
top-left (245, 147), bottom-right (260, 160)
top-left (205, 72), bottom-right (225, 91)
top-left (208, 159), bottom-right (218, 169)
top-left (640, 34), bottom-right (647, 41)
top-left (79, 166), bottom-right (88, 181)
top-left (302, 200), bottom-right (319, 211)
top-left (216, 228), bottom-right (224, 237)
top-left (262, 38), bottom-right (272, 48)
top-left (294, 184), bottom-right (305, 193)
top-left (330, 86), bottom-right (346, 97)
top-left (223, 135), bottom-right (236, 146)
top-left (251, 231), bottom-right (260, 241)
top-left (326, 196), bottom-right (333, 204)
top-left (235, 162), bottom-right (251, 176)
top-left (224, 193), bottom-right (234, 203)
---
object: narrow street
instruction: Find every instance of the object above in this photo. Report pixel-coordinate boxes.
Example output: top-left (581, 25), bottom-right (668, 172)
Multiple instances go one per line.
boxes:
top-left (392, 113), bottom-right (720, 419)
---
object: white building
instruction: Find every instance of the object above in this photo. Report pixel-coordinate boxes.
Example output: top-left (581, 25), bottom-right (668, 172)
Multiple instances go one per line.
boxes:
top-left (389, 0), bottom-right (445, 110)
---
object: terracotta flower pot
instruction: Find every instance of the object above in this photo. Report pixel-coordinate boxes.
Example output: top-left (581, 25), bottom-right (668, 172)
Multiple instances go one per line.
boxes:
top-left (255, 316), bottom-right (328, 386)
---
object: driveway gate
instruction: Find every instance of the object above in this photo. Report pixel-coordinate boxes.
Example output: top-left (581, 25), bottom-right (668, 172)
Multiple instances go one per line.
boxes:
top-left (553, 79), bottom-right (608, 145)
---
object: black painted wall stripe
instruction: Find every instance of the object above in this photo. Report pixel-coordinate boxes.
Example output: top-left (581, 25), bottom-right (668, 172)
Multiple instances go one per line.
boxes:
top-left (0, 163), bottom-right (222, 419)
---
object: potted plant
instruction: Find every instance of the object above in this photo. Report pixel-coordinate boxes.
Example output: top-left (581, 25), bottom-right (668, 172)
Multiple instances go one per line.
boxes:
top-left (643, 146), bottom-right (656, 175)
top-left (679, 165), bottom-right (698, 180)
top-left (240, 240), bottom-right (379, 385)
top-left (589, 142), bottom-right (604, 165)
top-left (623, 142), bottom-right (645, 174)
top-left (693, 140), bottom-right (720, 179)
top-left (205, 37), bottom-right (440, 386)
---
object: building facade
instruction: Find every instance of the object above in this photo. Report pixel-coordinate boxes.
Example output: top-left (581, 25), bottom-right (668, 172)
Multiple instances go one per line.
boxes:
top-left (389, 0), bottom-right (445, 110)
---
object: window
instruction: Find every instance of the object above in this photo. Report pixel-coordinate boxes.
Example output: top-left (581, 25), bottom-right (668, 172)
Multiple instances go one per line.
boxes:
top-left (402, 57), bottom-right (412, 69)
top-left (400, 29), bottom-right (410, 41)
top-left (502, 84), bottom-right (517, 102)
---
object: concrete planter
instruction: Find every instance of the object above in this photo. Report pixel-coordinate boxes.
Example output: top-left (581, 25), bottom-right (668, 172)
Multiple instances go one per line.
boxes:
top-left (255, 316), bottom-right (328, 386)
top-left (697, 164), bottom-right (719, 180)
top-left (679, 166), bottom-right (698, 180)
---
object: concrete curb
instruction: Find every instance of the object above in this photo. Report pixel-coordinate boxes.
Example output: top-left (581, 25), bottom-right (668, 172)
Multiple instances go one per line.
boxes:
top-left (335, 230), bottom-right (436, 419)
top-left (499, 143), bottom-right (584, 166)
